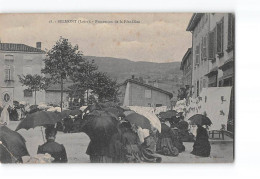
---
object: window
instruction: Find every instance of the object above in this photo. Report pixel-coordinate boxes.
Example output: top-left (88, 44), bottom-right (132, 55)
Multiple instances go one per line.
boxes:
top-left (195, 44), bottom-right (200, 65)
top-left (24, 89), bottom-right (33, 97)
top-left (4, 55), bottom-right (14, 63)
top-left (216, 18), bottom-right (224, 56)
top-left (208, 30), bottom-right (215, 60)
top-left (227, 14), bottom-right (235, 52)
top-left (156, 104), bottom-right (162, 107)
top-left (4, 65), bottom-right (14, 81)
top-left (145, 89), bottom-right (152, 99)
top-left (203, 79), bottom-right (207, 88)
top-left (196, 80), bottom-right (199, 97)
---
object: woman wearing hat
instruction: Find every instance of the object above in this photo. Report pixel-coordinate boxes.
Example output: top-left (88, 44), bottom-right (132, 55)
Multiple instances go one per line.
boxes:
top-left (37, 126), bottom-right (68, 163)
top-left (156, 118), bottom-right (179, 157)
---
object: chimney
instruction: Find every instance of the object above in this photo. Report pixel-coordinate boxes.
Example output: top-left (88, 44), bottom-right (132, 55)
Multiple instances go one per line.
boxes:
top-left (131, 75), bottom-right (135, 79)
top-left (36, 42), bottom-right (41, 49)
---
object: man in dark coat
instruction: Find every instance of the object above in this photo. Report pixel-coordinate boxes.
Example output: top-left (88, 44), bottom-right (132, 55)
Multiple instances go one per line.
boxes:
top-left (37, 127), bottom-right (68, 163)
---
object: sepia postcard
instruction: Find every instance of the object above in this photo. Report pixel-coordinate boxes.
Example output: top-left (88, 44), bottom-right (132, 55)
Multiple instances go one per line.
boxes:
top-left (0, 13), bottom-right (234, 163)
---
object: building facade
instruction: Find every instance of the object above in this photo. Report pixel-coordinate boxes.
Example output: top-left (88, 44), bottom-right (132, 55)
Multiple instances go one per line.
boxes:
top-left (118, 79), bottom-right (173, 108)
top-left (180, 48), bottom-right (193, 87)
top-left (0, 42), bottom-right (46, 106)
top-left (186, 13), bottom-right (234, 97)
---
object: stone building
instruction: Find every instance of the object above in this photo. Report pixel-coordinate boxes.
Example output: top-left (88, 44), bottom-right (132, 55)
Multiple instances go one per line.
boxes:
top-left (0, 42), bottom-right (46, 106)
top-left (186, 13), bottom-right (235, 97)
top-left (180, 48), bottom-right (193, 88)
top-left (118, 78), bottom-right (173, 108)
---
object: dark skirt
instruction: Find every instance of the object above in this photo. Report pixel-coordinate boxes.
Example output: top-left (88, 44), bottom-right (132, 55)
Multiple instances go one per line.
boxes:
top-left (140, 136), bottom-right (161, 163)
top-left (124, 144), bottom-right (142, 163)
top-left (191, 126), bottom-right (211, 157)
top-left (191, 139), bottom-right (211, 157)
top-left (89, 155), bottom-right (113, 163)
top-left (156, 137), bottom-right (179, 156)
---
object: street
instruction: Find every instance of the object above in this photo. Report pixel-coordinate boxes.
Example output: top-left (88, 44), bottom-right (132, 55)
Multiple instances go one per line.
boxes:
top-left (8, 121), bottom-right (234, 163)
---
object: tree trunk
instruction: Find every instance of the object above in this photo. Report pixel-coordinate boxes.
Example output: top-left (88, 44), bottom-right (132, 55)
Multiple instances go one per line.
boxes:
top-left (34, 90), bottom-right (37, 105)
top-left (60, 77), bottom-right (63, 111)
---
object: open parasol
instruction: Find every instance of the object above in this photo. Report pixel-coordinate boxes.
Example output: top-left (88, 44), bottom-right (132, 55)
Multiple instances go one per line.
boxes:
top-left (15, 111), bottom-right (62, 131)
top-left (125, 113), bottom-right (151, 130)
top-left (0, 125), bottom-right (29, 163)
top-left (81, 110), bottom-right (118, 143)
top-left (159, 110), bottom-right (179, 119)
top-left (60, 109), bottom-right (82, 118)
top-left (188, 114), bottom-right (212, 126)
top-left (128, 106), bottom-right (161, 133)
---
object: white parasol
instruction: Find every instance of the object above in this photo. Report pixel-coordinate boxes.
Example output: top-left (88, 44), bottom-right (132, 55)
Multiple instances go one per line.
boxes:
top-left (128, 106), bottom-right (161, 133)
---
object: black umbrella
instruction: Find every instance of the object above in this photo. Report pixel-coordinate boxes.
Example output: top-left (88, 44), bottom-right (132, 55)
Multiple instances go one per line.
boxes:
top-left (60, 109), bottom-right (82, 119)
top-left (103, 107), bottom-right (125, 119)
top-left (0, 125), bottom-right (29, 163)
top-left (125, 113), bottom-right (151, 130)
top-left (188, 114), bottom-right (212, 126)
top-left (159, 110), bottom-right (179, 119)
top-left (15, 111), bottom-right (62, 131)
top-left (81, 110), bottom-right (118, 143)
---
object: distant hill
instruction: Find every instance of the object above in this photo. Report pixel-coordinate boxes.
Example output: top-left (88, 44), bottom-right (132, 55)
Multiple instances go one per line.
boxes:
top-left (83, 56), bottom-right (183, 97)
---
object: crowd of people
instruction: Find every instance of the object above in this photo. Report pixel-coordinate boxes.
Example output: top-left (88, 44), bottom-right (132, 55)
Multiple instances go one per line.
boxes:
top-left (0, 102), bottom-right (212, 163)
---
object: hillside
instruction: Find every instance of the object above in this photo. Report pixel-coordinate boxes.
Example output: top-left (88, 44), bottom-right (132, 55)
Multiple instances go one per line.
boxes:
top-left (83, 56), bottom-right (183, 96)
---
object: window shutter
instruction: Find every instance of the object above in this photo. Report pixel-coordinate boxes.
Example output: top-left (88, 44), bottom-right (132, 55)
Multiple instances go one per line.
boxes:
top-left (208, 31), bottom-right (215, 60)
top-left (201, 38), bottom-right (203, 62)
top-left (10, 65), bottom-right (14, 81)
top-left (203, 36), bottom-right (207, 59)
top-left (196, 44), bottom-right (200, 65)
top-left (228, 14), bottom-right (235, 50)
top-left (5, 69), bottom-right (9, 80)
top-left (228, 14), bottom-right (232, 47)
top-left (216, 22), bottom-right (222, 53)
top-left (221, 19), bottom-right (224, 52)
top-left (214, 27), bottom-right (217, 55)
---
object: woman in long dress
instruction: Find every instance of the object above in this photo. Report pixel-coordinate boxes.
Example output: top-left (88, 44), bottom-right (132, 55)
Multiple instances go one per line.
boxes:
top-left (191, 125), bottom-right (211, 157)
top-left (156, 122), bottom-right (179, 157)
top-left (140, 129), bottom-right (162, 163)
top-left (86, 140), bottom-right (112, 163)
top-left (121, 122), bottom-right (142, 163)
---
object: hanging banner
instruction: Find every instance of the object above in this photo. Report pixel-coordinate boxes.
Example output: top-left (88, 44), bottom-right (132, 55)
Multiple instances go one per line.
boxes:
top-left (184, 87), bottom-right (232, 131)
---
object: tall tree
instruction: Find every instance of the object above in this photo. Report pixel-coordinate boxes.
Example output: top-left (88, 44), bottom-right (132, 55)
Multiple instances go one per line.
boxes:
top-left (18, 74), bottom-right (49, 105)
top-left (70, 59), bottom-right (98, 102)
top-left (91, 72), bottom-right (119, 103)
top-left (41, 37), bottom-right (83, 111)
top-left (70, 60), bottom-right (119, 104)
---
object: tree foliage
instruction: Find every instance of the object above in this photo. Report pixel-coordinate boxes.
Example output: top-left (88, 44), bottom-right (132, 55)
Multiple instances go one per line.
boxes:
top-left (42, 37), bottom-right (83, 83)
top-left (18, 74), bottom-right (49, 104)
top-left (41, 37), bottom-right (83, 110)
top-left (69, 60), bottom-right (119, 104)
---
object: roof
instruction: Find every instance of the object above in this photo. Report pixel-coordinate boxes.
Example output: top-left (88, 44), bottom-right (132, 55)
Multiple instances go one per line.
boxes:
top-left (45, 82), bottom-right (73, 92)
top-left (0, 43), bottom-right (45, 53)
top-left (186, 13), bottom-right (204, 31)
top-left (120, 79), bottom-right (173, 98)
top-left (180, 48), bottom-right (192, 70)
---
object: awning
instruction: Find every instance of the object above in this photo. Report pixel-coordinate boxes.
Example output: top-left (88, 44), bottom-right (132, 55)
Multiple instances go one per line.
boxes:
top-left (219, 58), bottom-right (234, 71)
top-left (205, 66), bottom-right (218, 77)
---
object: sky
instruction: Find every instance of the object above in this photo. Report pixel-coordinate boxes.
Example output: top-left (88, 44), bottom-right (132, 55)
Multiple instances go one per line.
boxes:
top-left (0, 13), bottom-right (192, 63)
